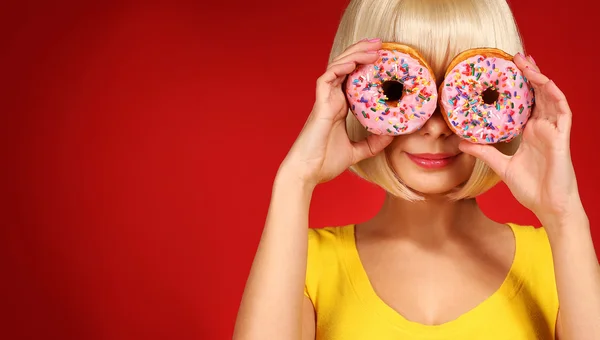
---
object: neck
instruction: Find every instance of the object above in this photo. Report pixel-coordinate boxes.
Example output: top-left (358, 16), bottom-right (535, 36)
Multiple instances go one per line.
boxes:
top-left (364, 193), bottom-right (489, 244)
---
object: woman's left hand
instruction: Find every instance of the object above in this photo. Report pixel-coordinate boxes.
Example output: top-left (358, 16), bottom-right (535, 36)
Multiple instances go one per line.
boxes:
top-left (459, 53), bottom-right (585, 228)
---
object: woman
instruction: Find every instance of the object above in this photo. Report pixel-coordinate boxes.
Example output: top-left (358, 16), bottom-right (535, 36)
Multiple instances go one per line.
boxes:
top-left (233, 0), bottom-right (600, 338)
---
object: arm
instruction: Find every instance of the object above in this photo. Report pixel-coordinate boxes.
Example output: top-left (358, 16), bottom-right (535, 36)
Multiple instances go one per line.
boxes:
top-left (232, 38), bottom-right (389, 340)
top-left (232, 174), bottom-right (316, 340)
top-left (545, 209), bottom-right (600, 339)
top-left (459, 52), bottom-right (600, 339)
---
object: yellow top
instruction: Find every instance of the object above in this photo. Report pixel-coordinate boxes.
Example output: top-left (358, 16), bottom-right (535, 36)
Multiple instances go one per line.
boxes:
top-left (304, 223), bottom-right (559, 339)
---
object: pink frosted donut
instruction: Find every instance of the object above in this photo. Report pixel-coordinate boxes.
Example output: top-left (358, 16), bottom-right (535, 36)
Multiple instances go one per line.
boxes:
top-left (345, 43), bottom-right (438, 136)
top-left (440, 48), bottom-right (534, 144)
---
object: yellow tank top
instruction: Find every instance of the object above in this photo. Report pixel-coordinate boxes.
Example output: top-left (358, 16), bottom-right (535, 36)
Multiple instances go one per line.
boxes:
top-left (304, 223), bottom-right (559, 339)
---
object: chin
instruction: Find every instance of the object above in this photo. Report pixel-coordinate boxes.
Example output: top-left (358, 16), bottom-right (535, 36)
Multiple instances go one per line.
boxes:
top-left (402, 175), bottom-right (465, 196)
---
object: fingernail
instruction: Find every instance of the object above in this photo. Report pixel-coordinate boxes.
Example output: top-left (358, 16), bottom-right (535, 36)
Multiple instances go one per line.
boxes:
top-left (528, 55), bottom-right (536, 65)
top-left (525, 65), bottom-right (538, 73)
top-left (368, 38), bottom-right (381, 42)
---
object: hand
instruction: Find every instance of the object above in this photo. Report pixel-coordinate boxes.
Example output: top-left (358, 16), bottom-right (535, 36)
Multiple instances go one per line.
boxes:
top-left (278, 38), bottom-right (394, 189)
top-left (458, 53), bottom-right (584, 226)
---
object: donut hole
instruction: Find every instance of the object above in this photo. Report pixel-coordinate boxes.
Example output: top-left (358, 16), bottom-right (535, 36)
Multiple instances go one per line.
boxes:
top-left (382, 81), bottom-right (404, 106)
top-left (482, 87), bottom-right (500, 105)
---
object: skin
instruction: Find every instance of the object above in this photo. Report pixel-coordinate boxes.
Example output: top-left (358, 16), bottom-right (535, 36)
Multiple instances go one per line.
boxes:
top-left (232, 39), bottom-right (600, 340)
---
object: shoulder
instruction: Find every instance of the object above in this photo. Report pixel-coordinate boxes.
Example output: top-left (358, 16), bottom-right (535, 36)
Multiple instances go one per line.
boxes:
top-left (308, 225), bottom-right (351, 244)
top-left (306, 225), bottom-right (353, 260)
top-left (508, 222), bottom-right (557, 286)
top-left (506, 223), bottom-right (559, 327)
top-left (508, 222), bottom-right (552, 251)
top-left (304, 225), bottom-right (353, 299)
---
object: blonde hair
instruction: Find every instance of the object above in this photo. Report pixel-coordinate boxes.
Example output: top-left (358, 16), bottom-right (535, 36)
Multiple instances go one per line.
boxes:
top-left (330, 0), bottom-right (526, 201)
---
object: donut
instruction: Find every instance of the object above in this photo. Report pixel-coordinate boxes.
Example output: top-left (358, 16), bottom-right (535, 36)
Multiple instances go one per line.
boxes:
top-left (345, 43), bottom-right (438, 136)
top-left (439, 48), bottom-right (534, 144)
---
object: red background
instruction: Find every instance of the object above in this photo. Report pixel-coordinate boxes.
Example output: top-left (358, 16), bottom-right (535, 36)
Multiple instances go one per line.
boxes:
top-left (2, 1), bottom-right (598, 339)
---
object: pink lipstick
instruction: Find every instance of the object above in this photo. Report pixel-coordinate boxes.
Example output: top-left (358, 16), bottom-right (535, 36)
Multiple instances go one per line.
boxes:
top-left (406, 153), bottom-right (459, 169)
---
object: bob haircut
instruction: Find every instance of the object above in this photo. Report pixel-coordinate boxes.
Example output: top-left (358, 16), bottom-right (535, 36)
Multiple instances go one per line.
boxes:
top-left (329, 0), bottom-right (526, 201)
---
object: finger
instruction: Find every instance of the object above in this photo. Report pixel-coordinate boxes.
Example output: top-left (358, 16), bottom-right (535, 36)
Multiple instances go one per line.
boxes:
top-left (351, 134), bottom-right (394, 163)
top-left (514, 52), bottom-right (541, 73)
top-left (317, 62), bottom-right (357, 89)
top-left (545, 80), bottom-right (573, 135)
top-left (458, 141), bottom-right (510, 179)
top-left (324, 51), bottom-right (382, 88)
top-left (514, 54), bottom-right (554, 121)
top-left (332, 38), bottom-right (382, 63)
top-left (526, 55), bottom-right (540, 72)
top-left (514, 54), bottom-right (551, 97)
top-left (524, 68), bottom-right (572, 126)
top-left (514, 52), bottom-right (541, 74)
top-left (331, 50), bottom-right (381, 68)
top-left (521, 66), bottom-right (551, 92)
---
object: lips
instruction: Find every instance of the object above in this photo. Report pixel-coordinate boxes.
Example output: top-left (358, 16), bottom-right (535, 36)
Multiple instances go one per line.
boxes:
top-left (405, 153), bottom-right (460, 169)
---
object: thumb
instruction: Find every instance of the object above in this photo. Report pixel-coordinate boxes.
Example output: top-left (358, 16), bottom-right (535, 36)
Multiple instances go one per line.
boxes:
top-left (458, 141), bottom-right (510, 178)
top-left (352, 134), bottom-right (394, 163)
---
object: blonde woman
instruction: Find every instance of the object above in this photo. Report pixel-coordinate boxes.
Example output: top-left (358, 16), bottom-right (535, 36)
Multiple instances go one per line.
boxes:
top-left (234, 0), bottom-right (600, 338)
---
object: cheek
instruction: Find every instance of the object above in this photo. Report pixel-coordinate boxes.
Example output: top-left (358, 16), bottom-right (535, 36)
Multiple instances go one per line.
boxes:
top-left (385, 134), bottom-right (410, 153)
top-left (457, 154), bottom-right (478, 180)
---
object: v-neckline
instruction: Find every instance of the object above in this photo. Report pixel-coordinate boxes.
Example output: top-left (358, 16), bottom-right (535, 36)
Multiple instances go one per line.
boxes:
top-left (338, 223), bottom-right (527, 334)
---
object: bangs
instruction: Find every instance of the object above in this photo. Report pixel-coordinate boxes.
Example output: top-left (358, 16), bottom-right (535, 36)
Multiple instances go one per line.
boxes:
top-left (330, 0), bottom-right (524, 80)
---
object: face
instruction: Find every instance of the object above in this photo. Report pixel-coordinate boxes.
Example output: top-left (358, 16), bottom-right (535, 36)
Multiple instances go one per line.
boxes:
top-left (386, 108), bottom-right (476, 195)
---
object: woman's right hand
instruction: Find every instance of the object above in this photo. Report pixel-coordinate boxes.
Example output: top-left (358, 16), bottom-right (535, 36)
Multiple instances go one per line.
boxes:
top-left (278, 38), bottom-right (394, 188)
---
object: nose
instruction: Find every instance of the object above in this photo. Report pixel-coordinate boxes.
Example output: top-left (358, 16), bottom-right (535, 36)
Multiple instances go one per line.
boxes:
top-left (419, 109), bottom-right (453, 139)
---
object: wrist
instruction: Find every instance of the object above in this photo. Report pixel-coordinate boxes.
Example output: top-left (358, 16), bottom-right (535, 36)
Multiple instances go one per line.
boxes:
top-left (273, 168), bottom-right (317, 196)
top-left (539, 204), bottom-right (590, 238)
top-left (543, 212), bottom-right (592, 257)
